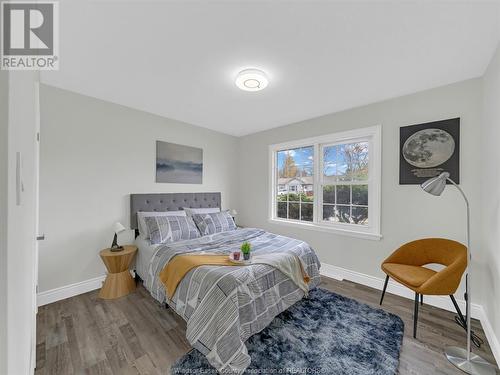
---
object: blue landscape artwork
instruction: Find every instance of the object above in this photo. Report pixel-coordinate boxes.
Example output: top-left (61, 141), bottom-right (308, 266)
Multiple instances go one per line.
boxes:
top-left (156, 141), bottom-right (203, 184)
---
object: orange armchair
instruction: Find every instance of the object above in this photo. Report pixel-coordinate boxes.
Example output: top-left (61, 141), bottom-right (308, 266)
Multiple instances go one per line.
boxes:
top-left (380, 238), bottom-right (467, 338)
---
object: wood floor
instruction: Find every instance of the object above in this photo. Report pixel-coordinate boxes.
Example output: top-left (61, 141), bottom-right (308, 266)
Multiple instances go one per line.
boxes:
top-left (35, 277), bottom-right (499, 375)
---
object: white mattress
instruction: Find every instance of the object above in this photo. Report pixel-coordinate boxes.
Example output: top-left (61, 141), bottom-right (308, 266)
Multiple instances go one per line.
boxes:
top-left (134, 237), bottom-right (160, 281)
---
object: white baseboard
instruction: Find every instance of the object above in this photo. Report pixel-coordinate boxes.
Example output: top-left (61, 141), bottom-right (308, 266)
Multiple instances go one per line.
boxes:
top-left (321, 262), bottom-right (500, 366)
top-left (476, 305), bottom-right (500, 367)
top-left (320, 262), bottom-right (481, 318)
top-left (37, 275), bottom-right (105, 306)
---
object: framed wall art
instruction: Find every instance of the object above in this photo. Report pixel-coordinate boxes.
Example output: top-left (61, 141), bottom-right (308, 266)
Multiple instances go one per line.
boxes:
top-left (399, 118), bottom-right (459, 185)
top-left (156, 141), bottom-right (203, 184)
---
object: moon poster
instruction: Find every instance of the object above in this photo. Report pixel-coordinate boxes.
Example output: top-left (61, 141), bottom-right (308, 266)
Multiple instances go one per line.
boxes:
top-left (399, 118), bottom-right (460, 185)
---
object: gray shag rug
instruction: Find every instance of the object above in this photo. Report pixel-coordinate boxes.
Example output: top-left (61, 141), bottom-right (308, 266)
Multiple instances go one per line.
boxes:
top-left (171, 288), bottom-right (404, 375)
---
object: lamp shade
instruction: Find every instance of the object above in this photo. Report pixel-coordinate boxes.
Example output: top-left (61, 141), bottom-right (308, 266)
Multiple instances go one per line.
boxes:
top-left (420, 172), bottom-right (450, 196)
top-left (114, 222), bottom-right (126, 234)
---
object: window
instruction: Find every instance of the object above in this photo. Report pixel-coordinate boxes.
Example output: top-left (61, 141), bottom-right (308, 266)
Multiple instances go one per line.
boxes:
top-left (269, 126), bottom-right (381, 240)
top-left (276, 146), bottom-right (314, 222)
top-left (321, 142), bottom-right (368, 225)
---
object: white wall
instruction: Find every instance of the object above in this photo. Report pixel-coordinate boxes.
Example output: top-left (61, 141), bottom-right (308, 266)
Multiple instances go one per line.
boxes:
top-left (6, 71), bottom-right (39, 375)
top-left (481, 42), bottom-right (500, 344)
top-left (0, 70), bottom-right (8, 375)
top-left (237, 79), bottom-right (483, 301)
top-left (39, 85), bottom-right (238, 292)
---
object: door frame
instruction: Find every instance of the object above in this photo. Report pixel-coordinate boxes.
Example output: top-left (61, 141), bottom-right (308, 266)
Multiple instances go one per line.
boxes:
top-left (31, 80), bottom-right (41, 372)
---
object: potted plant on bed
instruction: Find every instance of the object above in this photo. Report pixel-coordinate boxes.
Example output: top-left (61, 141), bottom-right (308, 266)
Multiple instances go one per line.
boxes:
top-left (241, 242), bottom-right (251, 261)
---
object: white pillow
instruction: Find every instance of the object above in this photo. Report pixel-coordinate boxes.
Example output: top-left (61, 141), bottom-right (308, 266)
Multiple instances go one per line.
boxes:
top-left (137, 210), bottom-right (186, 239)
top-left (183, 207), bottom-right (221, 217)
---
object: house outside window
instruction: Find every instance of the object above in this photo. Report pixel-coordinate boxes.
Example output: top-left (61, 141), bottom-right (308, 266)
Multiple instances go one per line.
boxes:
top-left (269, 126), bottom-right (382, 240)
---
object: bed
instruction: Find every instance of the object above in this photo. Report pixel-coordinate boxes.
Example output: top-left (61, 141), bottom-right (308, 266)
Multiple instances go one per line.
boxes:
top-left (131, 192), bottom-right (222, 281)
top-left (130, 193), bottom-right (321, 374)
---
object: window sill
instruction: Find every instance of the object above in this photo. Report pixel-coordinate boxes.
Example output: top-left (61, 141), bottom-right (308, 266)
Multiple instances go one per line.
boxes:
top-left (267, 218), bottom-right (382, 241)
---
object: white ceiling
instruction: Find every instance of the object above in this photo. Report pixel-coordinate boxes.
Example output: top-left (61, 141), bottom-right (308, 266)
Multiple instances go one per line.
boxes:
top-left (41, 1), bottom-right (500, 137)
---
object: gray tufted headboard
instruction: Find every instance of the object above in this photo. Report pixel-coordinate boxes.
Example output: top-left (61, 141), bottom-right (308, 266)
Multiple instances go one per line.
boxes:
top-left (130, 192), bottom-right (222, 230)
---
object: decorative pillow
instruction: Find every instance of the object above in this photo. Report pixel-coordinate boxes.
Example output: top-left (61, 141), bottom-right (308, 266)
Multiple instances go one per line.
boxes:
top-left (137, 210), bottom-right (186, 239)
top-left (192, 210), bottom-right (237, 236)
top-left (144, 215), bottom-right (200, 245)
top-left (183, 207), bottom-right (221, 217)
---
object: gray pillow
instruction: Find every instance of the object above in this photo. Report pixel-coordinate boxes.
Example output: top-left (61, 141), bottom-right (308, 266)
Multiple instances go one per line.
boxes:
top-left (144, 215), bottom-right (200, 245)
top-left (192, 210), bottom-right (236, 236)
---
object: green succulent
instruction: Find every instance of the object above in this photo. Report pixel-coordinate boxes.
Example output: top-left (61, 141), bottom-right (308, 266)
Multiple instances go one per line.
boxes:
top-left (241, 241), bottom-right (251, 254)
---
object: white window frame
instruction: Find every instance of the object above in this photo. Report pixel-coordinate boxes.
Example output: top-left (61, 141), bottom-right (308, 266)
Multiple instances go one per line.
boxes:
top-left (269, 125), bottom-right (382, 241)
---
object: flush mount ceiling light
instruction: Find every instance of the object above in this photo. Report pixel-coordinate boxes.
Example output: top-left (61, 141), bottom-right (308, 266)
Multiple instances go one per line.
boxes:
top-left (235, 68), bottom-right (269, 92)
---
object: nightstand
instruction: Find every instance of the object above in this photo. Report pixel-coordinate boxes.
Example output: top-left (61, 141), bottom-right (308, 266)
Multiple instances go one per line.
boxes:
top-left (98, 245), bottom-right (138, 299)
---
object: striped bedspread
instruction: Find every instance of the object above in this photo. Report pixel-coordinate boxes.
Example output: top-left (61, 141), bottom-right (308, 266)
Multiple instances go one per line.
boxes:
top-left (145, 228), bottom-right (321, 374)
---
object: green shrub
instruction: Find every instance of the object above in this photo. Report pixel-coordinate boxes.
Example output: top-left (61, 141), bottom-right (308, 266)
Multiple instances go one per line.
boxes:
top-left (277, 192), bottom-right (313, 203)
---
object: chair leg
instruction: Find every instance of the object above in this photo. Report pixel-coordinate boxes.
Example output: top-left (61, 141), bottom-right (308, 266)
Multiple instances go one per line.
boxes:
top-left (420, 294), bottom-right (423, 306)
top-left (449, 295), bottom-right (467, 328)
top-left (413, 292), bottom-right (419, 339)
top-left (449, 295), bottom-right (483, 348)
top-left (380, 275), bottom-right (389, 305)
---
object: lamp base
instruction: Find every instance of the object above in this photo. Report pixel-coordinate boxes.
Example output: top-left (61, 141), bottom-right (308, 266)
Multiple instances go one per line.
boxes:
top-left (445, 346), bottom-right (496, 375)
top-left (110, 246), bottom-right (124, 252)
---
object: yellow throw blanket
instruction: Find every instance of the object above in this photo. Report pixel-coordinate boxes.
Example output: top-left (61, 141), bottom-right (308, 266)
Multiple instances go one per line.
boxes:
top-left (159, 253), bottom-right (310, 299)
top-left (159, 254), bottom-right (231, 298)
